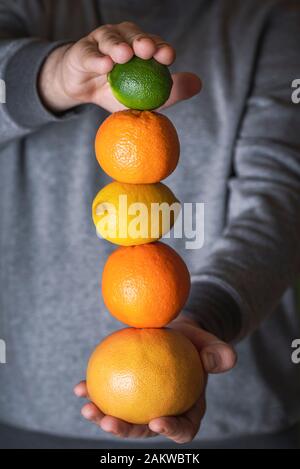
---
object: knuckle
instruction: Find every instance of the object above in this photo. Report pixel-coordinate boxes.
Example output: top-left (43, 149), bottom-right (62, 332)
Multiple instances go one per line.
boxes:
top-left (103, 32), bottom-right (121, 44)
top-left (149, 33), bottom-right (164, 42)
top-left (89, 24), bottom-right (114, 38)
top-left (132, 33), bottom-right (149, 41)
top-left (119, 21), bottom-right (137, 28)
top-left (156, 41), bottom-right (169, 48)
top-left (98, 23), bottom-right (114, 32)
top-left (167, 426), bottom-right (181, 439)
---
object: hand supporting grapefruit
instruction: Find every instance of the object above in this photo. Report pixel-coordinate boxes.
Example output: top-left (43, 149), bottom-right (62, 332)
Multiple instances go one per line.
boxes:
top-left (75, 315), bottom-right (237, 444)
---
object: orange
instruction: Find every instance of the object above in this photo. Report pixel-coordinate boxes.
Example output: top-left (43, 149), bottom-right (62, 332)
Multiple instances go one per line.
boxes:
top-left (86, 328), bottom-right (204, 424)
top-left (95, 110), bottom-right (180, 184)
top-left (102, 242), bottom-right (191, 327)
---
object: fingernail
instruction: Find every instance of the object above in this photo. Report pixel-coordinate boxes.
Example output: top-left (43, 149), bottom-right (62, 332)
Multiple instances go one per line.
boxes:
top-left (202, 352), bottom-right (218, 372)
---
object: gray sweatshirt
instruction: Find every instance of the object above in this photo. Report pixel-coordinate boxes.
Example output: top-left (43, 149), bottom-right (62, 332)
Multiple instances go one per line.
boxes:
top-left (0, 0), bottom-right (300, 444)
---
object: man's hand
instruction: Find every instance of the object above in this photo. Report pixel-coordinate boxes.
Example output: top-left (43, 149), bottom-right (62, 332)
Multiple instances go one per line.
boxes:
top-left (74, 315), bottom-right (236, 444)
top-left (39, 22), bottom-right (201, 113)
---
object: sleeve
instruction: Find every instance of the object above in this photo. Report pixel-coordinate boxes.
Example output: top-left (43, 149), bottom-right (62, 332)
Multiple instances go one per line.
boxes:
top-left (185, 1), bottom-right (300, 343)
top-left (0, 0), bottom-right (88, 146)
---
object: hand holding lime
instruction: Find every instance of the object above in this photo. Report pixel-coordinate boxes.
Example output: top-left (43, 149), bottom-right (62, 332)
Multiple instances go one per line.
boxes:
top-left (108, 56), bottom-right (173, 110)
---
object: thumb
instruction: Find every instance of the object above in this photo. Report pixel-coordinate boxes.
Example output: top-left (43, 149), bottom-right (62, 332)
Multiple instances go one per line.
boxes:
top-left (200, 339), bottom-right (237, 374)
top-left (98, 71), bottom-right (202, 112)
top-left (161, 72), bottom-right (202, 109)
top-left (170, 319), bottom-right (237, 374)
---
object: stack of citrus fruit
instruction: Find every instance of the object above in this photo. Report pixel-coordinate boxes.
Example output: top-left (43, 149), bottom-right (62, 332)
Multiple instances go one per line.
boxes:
top-left (87, 57), bottom-right (204, 424)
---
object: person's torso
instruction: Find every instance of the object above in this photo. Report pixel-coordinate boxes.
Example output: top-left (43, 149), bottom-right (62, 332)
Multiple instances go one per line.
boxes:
top-left (0, 0), bottom-right (299, 442)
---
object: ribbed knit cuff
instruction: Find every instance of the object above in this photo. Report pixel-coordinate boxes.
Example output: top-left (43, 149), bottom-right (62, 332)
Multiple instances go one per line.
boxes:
top-left (5, 39), bottom-right (91, 128)
top-left (184, 280), bottom-right (243, 343)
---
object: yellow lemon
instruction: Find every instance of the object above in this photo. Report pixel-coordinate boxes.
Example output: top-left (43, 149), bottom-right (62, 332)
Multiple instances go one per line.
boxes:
top-left (92, 181), bottom-right (180, 246)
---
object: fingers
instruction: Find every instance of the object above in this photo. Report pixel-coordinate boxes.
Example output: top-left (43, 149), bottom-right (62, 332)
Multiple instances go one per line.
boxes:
top-left (73, 380), bottom-right (89, 398)
top-left (82, 50), bottom-right (114, 75)
top-left (90, 26), bottom-right (133, 64)
top-left (81, 402), bottom-right (105, 425)
top-left (117, 23), bottom-right (175, 64)
top-left (70, 39), bottom-right (114, 75)
top-left (149, 397), bottom-right (206, 444)
top-left (161, 72), bottom-right (202, 109)
top-left (74, 380), bottom-right (157, 439)
top-left (101, 416), bottom-right (157, 439)
top-left (82, 406), bottom-right (156, 438)
top-left (83, 411), bottom-right (156, 438)
top-left (117, 22), bottom-right (156, 60)
top-left (149, 34), bottom-right (176, 65)
top-left (75, 379), bottom-right (204, 443)
top-left (89, 22), bottom-right (175, 66)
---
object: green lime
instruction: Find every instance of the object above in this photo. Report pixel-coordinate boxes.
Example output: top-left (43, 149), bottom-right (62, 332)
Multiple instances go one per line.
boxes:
top-left (108, 56), bottom-right (173, 110)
